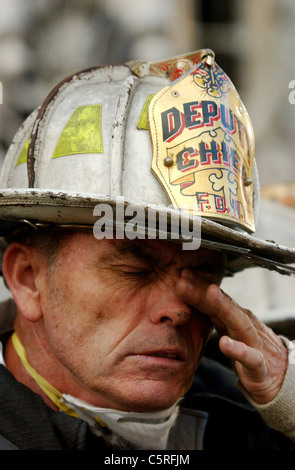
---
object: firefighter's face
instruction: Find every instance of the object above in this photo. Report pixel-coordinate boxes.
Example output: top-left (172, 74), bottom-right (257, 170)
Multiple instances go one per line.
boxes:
top-left (17, 234), bottom-right (226, 412)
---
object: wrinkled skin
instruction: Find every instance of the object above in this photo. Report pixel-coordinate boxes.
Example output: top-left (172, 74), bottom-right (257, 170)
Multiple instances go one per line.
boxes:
top-left (3, 234), bottom-right (288, 411)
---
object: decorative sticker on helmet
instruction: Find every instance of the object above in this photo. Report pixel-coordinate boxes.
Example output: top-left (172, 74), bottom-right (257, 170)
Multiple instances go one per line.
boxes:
top-left (147, 50), bottom-right (210, 81)
top-left (148, 60), bottom-right (255, 233)
top-left (52, 105), bottom-right (103, 158)
top-left (137, 94), bottom-right (154, 130)
top-left (15, 136), bottom-right (30, 167)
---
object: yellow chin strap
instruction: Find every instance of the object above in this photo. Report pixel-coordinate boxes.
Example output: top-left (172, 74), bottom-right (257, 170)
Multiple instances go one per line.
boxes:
top-left (11, 332), bottom-right (79, 417)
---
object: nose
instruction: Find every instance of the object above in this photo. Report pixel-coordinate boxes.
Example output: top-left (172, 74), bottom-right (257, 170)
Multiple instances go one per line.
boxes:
top-left (148, 291), bottom-right (192, 327)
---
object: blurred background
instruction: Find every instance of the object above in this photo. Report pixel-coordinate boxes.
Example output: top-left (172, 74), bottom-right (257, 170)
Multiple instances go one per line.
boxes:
top-left (0, 0), bottom-right (295, 326)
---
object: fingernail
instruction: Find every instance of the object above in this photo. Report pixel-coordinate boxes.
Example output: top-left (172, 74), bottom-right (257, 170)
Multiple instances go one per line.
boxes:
top-left (226, 337), bottom-right (234, 347)
top-left (177, 278), bottom-right (193, 293)
top-left (219, 288), bottom-right (232, 301)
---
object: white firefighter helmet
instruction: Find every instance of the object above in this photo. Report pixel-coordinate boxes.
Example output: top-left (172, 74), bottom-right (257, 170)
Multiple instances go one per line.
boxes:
top-left (0, 49), bottom-right (294, 275)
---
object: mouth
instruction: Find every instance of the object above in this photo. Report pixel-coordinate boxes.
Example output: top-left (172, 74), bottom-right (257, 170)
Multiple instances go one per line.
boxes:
top-left (147, 352), bottom-right (180, 360)
top-left (135, 349), bottom-right (186, 362)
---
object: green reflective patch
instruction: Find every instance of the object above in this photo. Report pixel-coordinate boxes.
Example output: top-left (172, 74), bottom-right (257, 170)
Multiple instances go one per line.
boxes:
top-left (137, 94), bottom-right (154, 130)
top-left (52, 105), bottom-right (103, 159)
top-left (15, 137), bottom-right (30, 167)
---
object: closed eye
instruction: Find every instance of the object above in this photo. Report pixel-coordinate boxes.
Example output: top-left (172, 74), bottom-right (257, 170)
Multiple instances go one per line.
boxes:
top-left (119, 267), bottom-right (156, 286)
top-left (122, 268), bottom-right (151, 276)
top-left (118, 262), bottom-right (154, 277)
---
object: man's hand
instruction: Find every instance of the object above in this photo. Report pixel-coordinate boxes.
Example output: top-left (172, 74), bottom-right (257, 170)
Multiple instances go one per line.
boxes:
top-left (176, 269), bottom-right (288, 405)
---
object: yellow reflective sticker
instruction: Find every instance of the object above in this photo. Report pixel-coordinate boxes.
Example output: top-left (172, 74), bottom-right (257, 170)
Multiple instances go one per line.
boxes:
top-left (52, 105), bottom-right (103, 158)
top-left (137, 94), bottom-right (154, 130)
top-left (15, 136), bottom-right (29, 167)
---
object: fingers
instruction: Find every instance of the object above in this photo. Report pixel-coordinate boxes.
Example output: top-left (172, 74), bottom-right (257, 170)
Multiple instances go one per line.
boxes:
top-left (177, 269), bottom-right (288, 404)
top-left (207, 285), bottom-right (262, 348)
top-left (219, 336), bottom-right (267, 382)
top-left (176, 271), bottom-right (261, 349)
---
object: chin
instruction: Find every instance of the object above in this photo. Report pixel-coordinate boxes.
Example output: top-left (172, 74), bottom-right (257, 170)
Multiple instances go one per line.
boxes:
top-left (115, 381), bottom-right (186, 412)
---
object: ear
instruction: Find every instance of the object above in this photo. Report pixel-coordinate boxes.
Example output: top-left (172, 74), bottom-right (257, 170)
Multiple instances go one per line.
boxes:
top-left (2, 242), bottom-right (44, 322)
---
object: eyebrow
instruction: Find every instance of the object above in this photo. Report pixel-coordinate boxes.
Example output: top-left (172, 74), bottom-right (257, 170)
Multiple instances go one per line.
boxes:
top-left (112, 241), bottom-right (226, 271)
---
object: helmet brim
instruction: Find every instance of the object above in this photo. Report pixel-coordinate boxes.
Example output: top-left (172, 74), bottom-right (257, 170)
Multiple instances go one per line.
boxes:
top-left (0, 188), bottom-right (294, 276)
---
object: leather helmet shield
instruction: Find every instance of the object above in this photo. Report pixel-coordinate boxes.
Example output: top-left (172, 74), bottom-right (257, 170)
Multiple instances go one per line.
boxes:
top-left (149, 59), bottom-right (255, 233)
